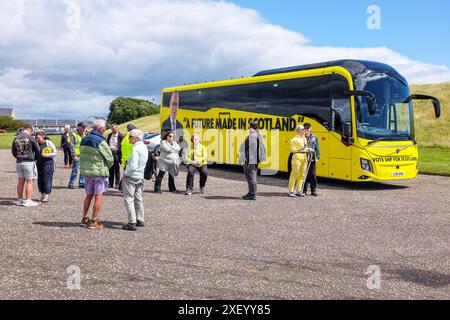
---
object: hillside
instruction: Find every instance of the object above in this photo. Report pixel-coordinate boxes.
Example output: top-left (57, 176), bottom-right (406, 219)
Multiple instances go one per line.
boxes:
top-left (107, 114), bottom-right (161, 135)
top-left (411, 83), bottom-right (450, 148)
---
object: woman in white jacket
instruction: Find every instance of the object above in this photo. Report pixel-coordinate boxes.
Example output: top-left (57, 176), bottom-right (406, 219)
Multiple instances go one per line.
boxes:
top-left (154, 131), bottom-right (181, 193)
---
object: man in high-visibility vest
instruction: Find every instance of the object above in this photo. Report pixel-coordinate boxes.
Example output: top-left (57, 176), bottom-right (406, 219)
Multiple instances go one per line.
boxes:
top-left (68, 122), bottom-right (87, 189)
top-left (121, 124), bottom-right (136, 168)
top-left (117, 124), bottom-right (136, 191)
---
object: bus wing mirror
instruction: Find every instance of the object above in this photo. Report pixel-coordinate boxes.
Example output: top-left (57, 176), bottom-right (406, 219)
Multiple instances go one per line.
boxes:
top-left (345, 90), bottom-right (377, 115)
top-left (405, 94), bottom-right (441, 118)
top-left (342, 122), bottom-right (354, 145)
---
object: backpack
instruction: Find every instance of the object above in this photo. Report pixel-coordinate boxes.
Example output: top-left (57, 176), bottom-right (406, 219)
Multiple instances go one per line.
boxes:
top-left (14, 136), bottom-right (33, 161)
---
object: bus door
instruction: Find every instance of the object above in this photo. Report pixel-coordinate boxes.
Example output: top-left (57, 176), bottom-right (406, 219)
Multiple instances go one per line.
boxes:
top-left (328, 97), bottom-right (353, 180)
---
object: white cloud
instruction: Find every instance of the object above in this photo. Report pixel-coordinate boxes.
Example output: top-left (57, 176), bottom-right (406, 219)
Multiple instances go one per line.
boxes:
top-left (0, 0), bottom-right (449, 119)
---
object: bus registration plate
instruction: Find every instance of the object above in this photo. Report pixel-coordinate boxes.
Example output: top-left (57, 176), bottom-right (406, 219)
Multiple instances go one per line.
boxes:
top-left (392, 171), bottom-right (405, 177)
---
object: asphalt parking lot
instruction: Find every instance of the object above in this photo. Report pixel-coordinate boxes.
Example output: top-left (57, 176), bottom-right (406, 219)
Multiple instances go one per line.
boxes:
top-left (0, 149), bottom-right (449, 299)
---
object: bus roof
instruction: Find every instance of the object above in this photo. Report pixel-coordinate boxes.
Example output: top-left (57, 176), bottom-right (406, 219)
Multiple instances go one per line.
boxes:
top-left (253, 59), bottom-right (406, 83)
top-left (163, 60), bottom-right (407, 92)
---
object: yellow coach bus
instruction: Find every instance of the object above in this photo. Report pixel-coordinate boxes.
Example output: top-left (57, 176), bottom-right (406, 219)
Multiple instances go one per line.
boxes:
top-left (160, 60), bottom-right (441, 181)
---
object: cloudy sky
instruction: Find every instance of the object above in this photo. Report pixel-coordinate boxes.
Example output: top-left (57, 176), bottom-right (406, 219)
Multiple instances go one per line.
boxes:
top-left (1, 0), bottom-right (449, 119)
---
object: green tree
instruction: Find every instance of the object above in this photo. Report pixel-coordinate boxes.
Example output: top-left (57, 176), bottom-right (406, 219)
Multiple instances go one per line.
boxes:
top-left (0, 116), bottom-right (26, 131)
top-left (107, 97), bottom-right (160, 124)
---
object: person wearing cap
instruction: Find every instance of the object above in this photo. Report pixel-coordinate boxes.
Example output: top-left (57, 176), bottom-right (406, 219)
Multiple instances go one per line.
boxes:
top-left (68, 122), bottom-right (87, 189)
top-left (60, 125), bottom-right (72, 169)
top-left (303, 123), bottom-right (320, 196)
top-left (122, 129), bottom-right (148, 231)
top-left (238, 121), bottom-right (266, 200)
top-left (288, 125), bottom-right (311, 197)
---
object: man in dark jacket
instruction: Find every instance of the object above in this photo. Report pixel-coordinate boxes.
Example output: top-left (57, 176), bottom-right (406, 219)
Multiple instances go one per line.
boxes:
top-left (106, 124), bottom-right (123, 189)
top-left (238, 121), bottom-right (266, 200)
top-left (11, 123), bottom-right (40, 207)
top-left (60, 125), bottom-right (72, 169)
top-left (303, 122), bottom-right (321, 196)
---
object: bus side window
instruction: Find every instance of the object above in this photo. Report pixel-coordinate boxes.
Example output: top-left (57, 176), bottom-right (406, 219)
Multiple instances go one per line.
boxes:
top-left (331, 75), bottom-right (352, 136)
top-left (331, 99), bottom-right (352, 136)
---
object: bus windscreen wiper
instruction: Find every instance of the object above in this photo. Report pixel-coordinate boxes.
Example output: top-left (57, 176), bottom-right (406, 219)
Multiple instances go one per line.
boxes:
top-left (367, 137), bottom-right (396, 146)
top-left (367, 134), bottom-right (416, 146)
top-left (395, 133), bottom-right (417, 145)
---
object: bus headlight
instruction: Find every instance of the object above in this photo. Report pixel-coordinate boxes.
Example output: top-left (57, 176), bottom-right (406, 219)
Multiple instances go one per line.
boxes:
top-left (360, 158), bottom-right (373, 173)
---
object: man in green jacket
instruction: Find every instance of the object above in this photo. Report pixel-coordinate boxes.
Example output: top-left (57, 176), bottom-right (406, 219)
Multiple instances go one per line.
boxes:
top-left (79, 119), bottom-right (114, 230)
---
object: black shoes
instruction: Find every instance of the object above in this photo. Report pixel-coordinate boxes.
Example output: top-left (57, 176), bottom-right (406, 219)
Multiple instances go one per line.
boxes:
top-left (122, 223), bottom-right (137, 231)
top-left (242, 194), bottom-right (256, 200)
top-left (136, 221), bottom-right (145, 227)
top-left (304, 190), bottom-right (319, 196)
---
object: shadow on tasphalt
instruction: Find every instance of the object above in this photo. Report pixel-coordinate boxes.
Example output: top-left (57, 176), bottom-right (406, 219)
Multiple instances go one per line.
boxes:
top-left (33, 220), bottom-right (124, 230)
top-left (206, 164), bottom-right (410, 191)
top-left (0, 198), bottom-right (20, 206)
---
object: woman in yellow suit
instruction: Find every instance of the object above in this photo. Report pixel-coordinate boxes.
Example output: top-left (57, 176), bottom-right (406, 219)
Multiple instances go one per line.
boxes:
top-left (288, 125), bottom-right (310, 197)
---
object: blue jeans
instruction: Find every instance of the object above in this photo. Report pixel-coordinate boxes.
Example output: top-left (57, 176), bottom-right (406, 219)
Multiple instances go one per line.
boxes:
top-left (37, 161), bottom-right (55, 194)
top-left (69, 159), bottom-right (85, 187)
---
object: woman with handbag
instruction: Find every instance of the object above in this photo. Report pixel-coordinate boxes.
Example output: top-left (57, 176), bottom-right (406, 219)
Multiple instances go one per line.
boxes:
top-left (154, 131), bottom-right (181, 193)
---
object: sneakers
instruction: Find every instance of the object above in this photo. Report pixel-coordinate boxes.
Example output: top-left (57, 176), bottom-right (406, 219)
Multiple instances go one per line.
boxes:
top-left (136, 221), bottom-right (145, 227)
top-left (81, 217), bottom-right (90, 225)
top-left (200, 187), bottom-right (205, 194)
top-left (79, 184), bottom-right (85, 189)
top-left (311, 191), bottom-right (319, 197)
top-left (14, 199), bottom-right (24, 206)
top-left (122, 223), bottom-right (137, 231)
top-left (242, 194), bottom-right (256, 200)
top-left (288, 192), bottom-right (296, 197)
top-left (41, 194), bottom-right (49, 203)
top-left (64, 165), bottom-right (69, 169)
top-left (68, 185), bottom-right (74, 190)
top-left (185, 189), bottom-right (192, 195)
top-left (87, 220), bottom-right (103, 230)
top-left (22, 200), bottom-right (40, 207)
top-left (296, 192), bottom-right (305, 197)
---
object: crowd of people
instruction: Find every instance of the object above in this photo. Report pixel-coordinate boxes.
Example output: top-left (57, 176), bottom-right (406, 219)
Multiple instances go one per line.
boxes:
top-left (11, 120), bottom-right (320, 231)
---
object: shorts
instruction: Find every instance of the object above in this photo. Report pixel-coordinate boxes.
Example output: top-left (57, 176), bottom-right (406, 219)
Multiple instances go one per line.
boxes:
top-left (16, 162), bottom-right (38, 180)
top-left (85, 177), bottom-right (109, 195)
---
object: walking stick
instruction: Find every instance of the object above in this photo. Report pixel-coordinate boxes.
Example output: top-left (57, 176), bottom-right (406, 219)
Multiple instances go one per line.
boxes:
top-left (300, 150), bottom-right (314, 193)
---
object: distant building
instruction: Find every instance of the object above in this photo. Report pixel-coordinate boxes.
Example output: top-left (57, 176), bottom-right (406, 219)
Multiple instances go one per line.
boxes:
top-left (0, 108), bottom-right (16, 119)
top-left (17, 119), bottom-right (84, 131)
